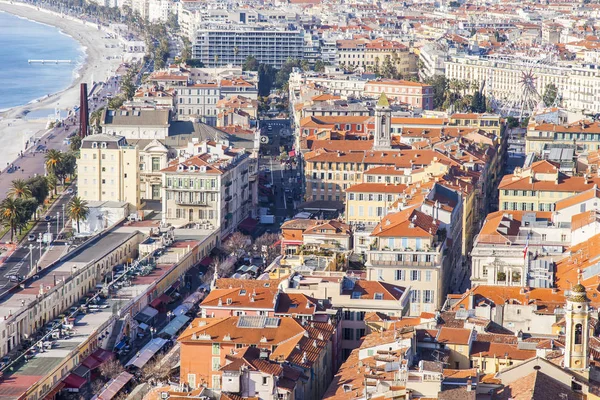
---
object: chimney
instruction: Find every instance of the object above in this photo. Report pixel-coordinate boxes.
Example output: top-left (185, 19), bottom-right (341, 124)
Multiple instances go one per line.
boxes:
top-left (468, 292), bottom-right (474, 309)
top-left (79, 83), bottom-right (89, 138)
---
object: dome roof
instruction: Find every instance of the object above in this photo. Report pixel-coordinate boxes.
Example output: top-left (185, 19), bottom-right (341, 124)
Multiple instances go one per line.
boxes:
top-left (569, 283), bottom-right (589, 303)
top-left (572, 283), bottom-right (586, 293)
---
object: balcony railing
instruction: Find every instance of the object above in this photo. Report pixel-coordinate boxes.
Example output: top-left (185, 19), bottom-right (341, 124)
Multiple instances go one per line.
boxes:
top-left (176, 199), bottom-right (207, 206)
top-left (225, 195), bottom-right (233, 202)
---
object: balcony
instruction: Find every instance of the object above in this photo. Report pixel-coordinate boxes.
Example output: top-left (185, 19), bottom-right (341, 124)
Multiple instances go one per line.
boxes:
top-left (176, 198), bottom-right (207, 206)
top-left (224, 195), bottom-right (233, 202)
top-left (241, 183), bottom-right (248, 189)
top-left (224, 180), bottom-right (232, 187)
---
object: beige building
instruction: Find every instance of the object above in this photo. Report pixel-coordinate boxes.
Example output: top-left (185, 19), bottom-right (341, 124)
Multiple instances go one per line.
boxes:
top-left (77, 134), bottom-right (140, 208)
top-left (365, 206), bottom-right (448, 316)
top-left (526, 120), bottom-right (600, 154)
top-left (283, 271), bottom-right (410, 358)
top-left (498, 160), bottom-right (600, 212)
top-left (161, 140), bottom-right (254, 236)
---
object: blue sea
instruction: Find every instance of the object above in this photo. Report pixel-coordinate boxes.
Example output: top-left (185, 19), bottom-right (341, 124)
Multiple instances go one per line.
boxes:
top-left (0, 11), bottom-right (84, 111)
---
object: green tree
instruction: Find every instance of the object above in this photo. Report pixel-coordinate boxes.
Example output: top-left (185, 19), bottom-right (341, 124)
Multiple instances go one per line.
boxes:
top-left (56, 152), bottom-right (77, 185)
top-left (0, 198), bottom-right (25, 243)
top-left (67, 196), bottom-right (90, 234)
top-left (242, 56), bottom-right (259, 71)
top-left (470, 91), bottom-right (486, 113)
top-left (90, 108), bottom-right (104, 134)
top-left (424, 75), bottom-right (448, 110)
top-left (275, 59), bottom-right (300, 88)
top-left (314, 60), bottom-right (327, 72)
top-left (8, 179), bottom-right (32, 200)
top-left (108, 96), bottom-right (125, 109)
top-left (70, 135), bottom-right (82, 152)
top-left (121, 70), bottom-right (136, 100)
top-left (300, 60), bottom-right (310, 72)
top-left (45, 149), bottom-right (63, 177)
top-left (543, 83), bottom-right (558, 107)
top-left (181, 37), bottom-right (192, 62)
top-left (258, 64), bottom-right (276, 96)
top-left (45, 174), bottom-right (59, 197)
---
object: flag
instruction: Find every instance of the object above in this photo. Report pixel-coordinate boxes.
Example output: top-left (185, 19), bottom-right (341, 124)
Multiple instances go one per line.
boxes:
top-left (523, 232), bottom-right (530, 260)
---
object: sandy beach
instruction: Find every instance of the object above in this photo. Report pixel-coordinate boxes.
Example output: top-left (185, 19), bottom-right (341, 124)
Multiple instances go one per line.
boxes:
top-left (0, 1), bottom-right (124, 165)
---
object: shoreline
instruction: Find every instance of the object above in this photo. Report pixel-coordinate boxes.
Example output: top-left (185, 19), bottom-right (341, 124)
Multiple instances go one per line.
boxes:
top-left (0, 1), bottom-right (124, 165)
top-left (0, 10), bottom-right (87, 113)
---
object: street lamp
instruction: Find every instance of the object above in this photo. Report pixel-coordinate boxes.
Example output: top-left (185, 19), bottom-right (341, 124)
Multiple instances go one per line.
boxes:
top-left (62, 204), bottom-right (65, 229)
top-left (150, 327), bottom-right (156, 339)
top-left (167, 311), bottom-right (173, 322)
top-left (56, 212), bottom-right (60, 235)
top-left (47, 222), bottom-right (50, 234)
top-left (38, 233), bottom-right (42, 259)
top-left (29, 244), bottom-right (34, 274)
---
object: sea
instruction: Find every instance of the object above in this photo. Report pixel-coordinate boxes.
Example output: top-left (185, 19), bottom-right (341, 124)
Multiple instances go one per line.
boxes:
top-left (0, 11), bottom-right (84, 111)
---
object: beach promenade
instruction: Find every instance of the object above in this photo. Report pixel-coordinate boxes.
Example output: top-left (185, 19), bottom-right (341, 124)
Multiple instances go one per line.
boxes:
top-left (0, 1), bottom-right (125, 167)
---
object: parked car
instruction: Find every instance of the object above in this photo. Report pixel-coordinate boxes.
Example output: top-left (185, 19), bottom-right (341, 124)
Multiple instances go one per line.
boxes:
top-left (44, 215), bottom-right (52, 222)
top-left (27, 234), bottom-right (36, 242)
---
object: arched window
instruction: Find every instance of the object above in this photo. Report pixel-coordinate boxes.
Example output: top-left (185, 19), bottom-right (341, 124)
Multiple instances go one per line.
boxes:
top-left (575, 323), bottom-right (583, 345)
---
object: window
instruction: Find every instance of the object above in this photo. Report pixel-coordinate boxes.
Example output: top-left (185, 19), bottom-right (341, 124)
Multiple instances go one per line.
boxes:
top-left (212, 375), bottom-right (221, 390)
top-left (410, 290), bottom-right (421, 303)
top-left (212, 357), bottom-right (220, 371)
top-left (395, 270), bottom-right (405, 281)
top-left (344, 310), bottom-right (354, 321)
top-left (343, 328), bottom-right (354, 341)
top-left (356, 328), bottom-right (365, 340)
top-left (425, 271), bottom-right (432, 282)
top-left (151, 157), bottom-right (160, 171)
top-left (575, 323), bottom-right (583, 345)
top-left (374, 292), bottom-right (384, 300)
top-left (187, 374), bottom-right (196, 389)
top-left (212, 343), bottom-right (220, 355)
top-left (423, 290), bottom-right (434, 304)
top-left (410, 270), bottom-right (421, 281)
top-left (262, 376), bottom-right (268, 386)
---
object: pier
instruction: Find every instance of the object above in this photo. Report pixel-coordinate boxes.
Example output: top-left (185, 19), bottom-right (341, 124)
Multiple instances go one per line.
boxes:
top-left (28, 60), bottom-right (74, 64)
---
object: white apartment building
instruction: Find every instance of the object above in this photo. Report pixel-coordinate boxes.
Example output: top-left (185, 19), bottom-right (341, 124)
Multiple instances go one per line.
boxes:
top-left (192, 24), bottom-right (304, 68)
top-left (161, 140), bottom-right (254, 236)
top-left (77, 134), bottom-right (140, 209)
top-left (148, 0), bottom-right (173, 22)
top-left (445, 54), bottom-right (600, 114)
top-left (174, 83), bottom-right (220, 125)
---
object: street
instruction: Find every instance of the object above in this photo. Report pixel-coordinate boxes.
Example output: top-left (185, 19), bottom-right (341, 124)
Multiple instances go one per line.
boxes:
top-left (0, 77), bottom-right (121, 294)
top-left (0, 191), bottom-right (74, 293)
top-left (257, 119), bottom-right (301, 229)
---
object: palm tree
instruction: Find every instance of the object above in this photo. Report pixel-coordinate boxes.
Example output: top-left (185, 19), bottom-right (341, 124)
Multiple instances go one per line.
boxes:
top-left (90, 108), bottom-right (104, 134)
top-left (8, 179), bottom-right (32, 199)
top-left (46, 174), bottom-right (59, 197)
top-left (67, 196), bottom-right (89, 234)
top-left (0, 198), bottom-right (24, 243)
top-left (45, 149), bottom-right (63, 178)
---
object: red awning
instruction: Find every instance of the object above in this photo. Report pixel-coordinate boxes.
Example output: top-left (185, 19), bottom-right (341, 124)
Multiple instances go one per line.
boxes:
top-left (199, 256), bottom-right (213, 267)
top-left (43, 382), bottom-right (65, 400)
top-left (150, 294), bottom-right (172, 308)
top-left (82, 355), bottom-right (101, 370)
top-left (63, 373), bottom-right (86, 389)
top-left (91, 349), bottom-right (114, 363)
top-left (158, 294), bottom-right (172, 304)
top-left (288, 150), bottom-right (296, 157)
top-left (238, 217), bottom-right (258, 232)
top-left (149, 298), bottom-right (162, 308)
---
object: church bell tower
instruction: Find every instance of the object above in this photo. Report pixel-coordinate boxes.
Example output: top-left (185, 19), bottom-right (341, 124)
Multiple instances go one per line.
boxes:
top-left (564, 280), bottom-right (590, 373)
top-left (373, 93), bottom-right (392, 150)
